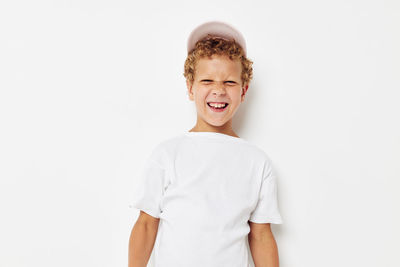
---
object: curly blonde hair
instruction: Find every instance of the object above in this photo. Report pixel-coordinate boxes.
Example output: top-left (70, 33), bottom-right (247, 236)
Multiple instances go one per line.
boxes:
top-left (183, 36), bottom-right (253, 87)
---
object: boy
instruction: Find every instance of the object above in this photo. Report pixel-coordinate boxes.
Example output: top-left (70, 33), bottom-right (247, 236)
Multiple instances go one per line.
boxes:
top-left (128, 20), bottom-right (283, 267)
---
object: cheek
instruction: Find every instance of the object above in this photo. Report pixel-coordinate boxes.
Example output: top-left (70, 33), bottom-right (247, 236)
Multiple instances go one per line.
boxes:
top-left (229, 91), bottom-right (242, 104)
top-left (194, 95), bottom-right (206, 109)
top-left (195, 90), bottom-right (208, 103)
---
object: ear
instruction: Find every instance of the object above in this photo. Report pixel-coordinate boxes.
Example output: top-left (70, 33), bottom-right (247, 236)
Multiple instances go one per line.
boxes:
top-left (186, 79), bottom-right (194, 101)
top-left (241, 84), bottom-right (248, 102)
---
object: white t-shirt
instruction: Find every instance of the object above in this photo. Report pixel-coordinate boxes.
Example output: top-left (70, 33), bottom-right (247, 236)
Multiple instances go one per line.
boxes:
top-left (131, 131), bottom-right (283, 267)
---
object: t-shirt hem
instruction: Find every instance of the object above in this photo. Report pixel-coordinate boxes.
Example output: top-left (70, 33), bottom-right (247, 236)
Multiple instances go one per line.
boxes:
top-left (248, 216), bottom-right (283, 224)
top-left (130, 203), bottom-right (160, 219)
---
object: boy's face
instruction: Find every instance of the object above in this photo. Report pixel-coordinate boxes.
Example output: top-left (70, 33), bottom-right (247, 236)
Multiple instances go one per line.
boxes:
top-left (186, 54), bottom-right (248, 130)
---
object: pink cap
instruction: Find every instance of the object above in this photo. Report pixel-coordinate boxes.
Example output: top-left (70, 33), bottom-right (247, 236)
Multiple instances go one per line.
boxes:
top-left (187, 20), bottom-right (247, 57)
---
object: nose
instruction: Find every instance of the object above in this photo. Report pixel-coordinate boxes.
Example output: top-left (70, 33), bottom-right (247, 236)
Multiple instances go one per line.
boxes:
top-left (211, 81), bottom-right (227, 95)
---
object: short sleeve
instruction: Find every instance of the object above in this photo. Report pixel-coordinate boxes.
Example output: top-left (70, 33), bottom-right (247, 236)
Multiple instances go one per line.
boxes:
top-left (130, 154), bottom-right (167, 219)
top-left (249, 162), bottom-right (283, 224)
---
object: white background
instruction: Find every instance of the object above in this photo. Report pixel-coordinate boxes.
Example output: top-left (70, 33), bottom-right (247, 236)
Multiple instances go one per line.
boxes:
top-left (1, 0), bottom-right (399, 266)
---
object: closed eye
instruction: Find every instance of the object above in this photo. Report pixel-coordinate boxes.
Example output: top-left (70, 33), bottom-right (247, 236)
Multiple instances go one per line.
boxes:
top-left (224, 81), bottom-right (239, 86)
top-left (201, 79), bottom-right (213, 82)
top-left (199, 80), bottom-right (238, 86)
top-left (200, 80), bottom-right (236, 83)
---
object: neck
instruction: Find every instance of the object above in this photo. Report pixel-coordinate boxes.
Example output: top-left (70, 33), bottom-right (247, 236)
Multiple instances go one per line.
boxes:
top-left (189, 119), bottom-right (239, 137)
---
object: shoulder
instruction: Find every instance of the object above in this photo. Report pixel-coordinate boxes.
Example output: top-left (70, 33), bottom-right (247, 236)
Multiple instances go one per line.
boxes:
top-left (151, 133), bottom-right (186, 153)
top-left (146, 134), bottom-right (187, 164)
top-left (240, 139), bottom-right (273, 163)
top-left (239, 140), bottom-right (275, 178)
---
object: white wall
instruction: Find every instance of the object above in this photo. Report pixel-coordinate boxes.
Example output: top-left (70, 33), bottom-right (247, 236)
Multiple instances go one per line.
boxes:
top-left (1, 0), bottom-right (399, 266)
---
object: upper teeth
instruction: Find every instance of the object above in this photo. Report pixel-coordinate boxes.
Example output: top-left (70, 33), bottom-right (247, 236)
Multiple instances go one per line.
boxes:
top-left (209, 103), bottom-right (227, 108)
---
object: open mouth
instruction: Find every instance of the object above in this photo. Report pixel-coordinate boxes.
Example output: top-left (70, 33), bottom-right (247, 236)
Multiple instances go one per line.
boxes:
top-left (207, 102), bottom-right (229, 112)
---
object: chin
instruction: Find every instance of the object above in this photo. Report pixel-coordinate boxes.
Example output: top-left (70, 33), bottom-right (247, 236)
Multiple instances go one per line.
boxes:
top-left (204, 117), bottom-right (231, 127)
top-left (207, 122), bottom-right (226, 127)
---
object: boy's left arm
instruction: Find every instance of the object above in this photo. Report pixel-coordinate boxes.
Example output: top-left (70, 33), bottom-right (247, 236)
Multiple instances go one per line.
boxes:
top-left (248, 221), bottom-right (280, 267)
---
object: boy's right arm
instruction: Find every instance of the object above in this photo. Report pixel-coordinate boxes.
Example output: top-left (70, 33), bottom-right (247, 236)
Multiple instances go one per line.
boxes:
top-left (128, 211), bottom-right (160, 267)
